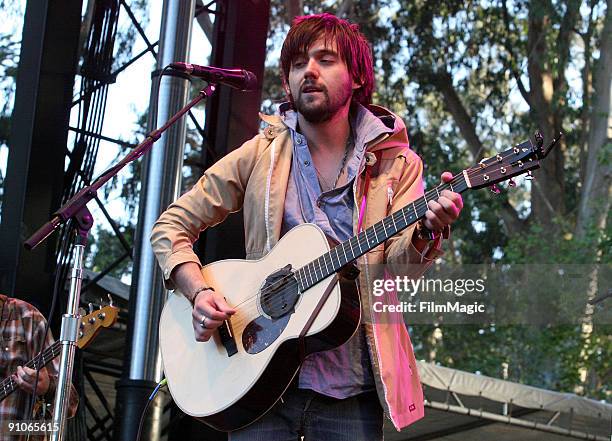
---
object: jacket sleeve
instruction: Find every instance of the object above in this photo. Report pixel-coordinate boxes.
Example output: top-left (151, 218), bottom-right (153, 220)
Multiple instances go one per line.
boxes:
top-left (150, 135), bottom-right (267, 290)
top-left (383, 149), bottom-right (444, 278)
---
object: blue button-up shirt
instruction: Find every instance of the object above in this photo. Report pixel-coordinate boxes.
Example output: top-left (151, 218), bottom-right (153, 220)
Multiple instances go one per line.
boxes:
top-left (279, 105), bottom-right (392, 399)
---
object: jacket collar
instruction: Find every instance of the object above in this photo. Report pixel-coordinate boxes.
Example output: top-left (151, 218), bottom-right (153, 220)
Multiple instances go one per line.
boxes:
top-left (259, 102), bottom-right (408, 153)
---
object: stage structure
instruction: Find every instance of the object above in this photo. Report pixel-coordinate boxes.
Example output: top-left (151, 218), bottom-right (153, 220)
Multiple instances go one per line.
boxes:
top-left (0, 0), bottom-right (269, 440)
top-left (0, 0), bottom-right (83, 312)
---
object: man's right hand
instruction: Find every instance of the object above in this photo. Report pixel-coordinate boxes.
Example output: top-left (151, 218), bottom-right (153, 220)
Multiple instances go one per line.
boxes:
top-left (191, 289), bottom-right (235, 342)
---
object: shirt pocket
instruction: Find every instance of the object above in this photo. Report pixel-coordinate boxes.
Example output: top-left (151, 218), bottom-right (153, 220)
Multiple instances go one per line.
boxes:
top-left (1, 336), bottom-right (28, 371)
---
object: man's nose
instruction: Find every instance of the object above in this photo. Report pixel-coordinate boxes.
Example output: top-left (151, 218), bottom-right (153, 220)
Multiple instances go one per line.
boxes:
top-left (303, 58), bottom-right (319, 79)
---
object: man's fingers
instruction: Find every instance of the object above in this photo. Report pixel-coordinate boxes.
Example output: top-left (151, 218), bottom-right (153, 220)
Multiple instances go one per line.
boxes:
top-left (426, 201), bottom-right (453, 228)
top-left (440, 189), bottom-right (463, 210)
top-left (213, 295), bottom-right (236, 315)
top-left (16, 366), bottom-right (30, 381)
top-left (437, 196), bottom-right (461, 219)
top-left (191, 291), bottom-right (235, 342)
top-left (201, 318), bottom-right (224, 329)
top-left (194, 292), bottom-right (235, 320)
top-left (195, 304), bottom-right (231, 322)
top-left (22, 366), bottom-right (37, 377)
top-left (15, 368), bottom-right (33, 393)
top-left (193, 322), bottom-right (215, 342)
top-left (441, 171), bottom-right (454, 183)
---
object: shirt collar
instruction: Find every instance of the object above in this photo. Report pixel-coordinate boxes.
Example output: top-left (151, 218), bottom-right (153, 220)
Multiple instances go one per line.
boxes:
top-left (279, 103), bottom-right (393, 149)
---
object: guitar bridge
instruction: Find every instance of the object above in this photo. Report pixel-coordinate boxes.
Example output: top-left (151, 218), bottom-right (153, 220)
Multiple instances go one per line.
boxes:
top-left (218, 319), bottom-right (237, 357)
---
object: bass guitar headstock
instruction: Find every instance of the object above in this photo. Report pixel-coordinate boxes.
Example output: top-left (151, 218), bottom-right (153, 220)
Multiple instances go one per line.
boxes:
top-left (77, 296), bottom-right (119, 349)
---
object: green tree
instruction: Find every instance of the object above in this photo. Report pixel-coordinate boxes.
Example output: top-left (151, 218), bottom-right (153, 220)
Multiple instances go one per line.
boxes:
top-left (264, 0), bottom-right (610, 399)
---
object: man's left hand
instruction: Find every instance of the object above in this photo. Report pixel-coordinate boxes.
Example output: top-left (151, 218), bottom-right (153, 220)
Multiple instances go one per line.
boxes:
top-left (422, 172), bottom-right (463, 232)
top-left (14, 365), bottom-right (50, 396)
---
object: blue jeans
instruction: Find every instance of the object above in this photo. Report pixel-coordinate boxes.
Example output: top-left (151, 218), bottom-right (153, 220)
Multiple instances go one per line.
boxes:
top-left (228, 387), bottom-right (384, 441)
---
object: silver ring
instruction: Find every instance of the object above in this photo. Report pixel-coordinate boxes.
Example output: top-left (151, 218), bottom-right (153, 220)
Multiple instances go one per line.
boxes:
top-left (199, 316), bottom-right (207, 329)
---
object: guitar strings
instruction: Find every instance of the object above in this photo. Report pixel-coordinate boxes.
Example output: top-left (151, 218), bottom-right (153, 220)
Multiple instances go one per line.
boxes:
top-left (215, 160), bottom-right (527, 328)
top-left (232, 161), bottom-right (519, 322)
top-left (225, 162), bottom-right (521, 328)
top-left (0, 343), bottom-right (60, 398)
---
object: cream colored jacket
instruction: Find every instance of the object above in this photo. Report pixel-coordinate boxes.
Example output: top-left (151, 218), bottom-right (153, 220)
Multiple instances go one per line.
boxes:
top-left (150, 104), bottom-right (443, 430)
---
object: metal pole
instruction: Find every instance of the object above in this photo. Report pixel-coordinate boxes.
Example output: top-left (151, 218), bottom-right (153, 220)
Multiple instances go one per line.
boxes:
top-left (115, 1), bottom-right (195, 440)
top-left (130, 0), bottom-right (195, 380)
top-left (50, 241), bottom-right (83, 440)
top-left (425, 400), bottom-right (608, 441)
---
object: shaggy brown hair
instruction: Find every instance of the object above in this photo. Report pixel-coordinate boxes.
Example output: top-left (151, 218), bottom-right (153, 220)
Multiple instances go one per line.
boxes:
top-left (280, 13), bottom-right (374, 106)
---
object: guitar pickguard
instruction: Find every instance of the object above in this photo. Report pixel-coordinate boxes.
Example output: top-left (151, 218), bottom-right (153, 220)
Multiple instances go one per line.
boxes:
top-left (242, 314), bottom-right (291, 354)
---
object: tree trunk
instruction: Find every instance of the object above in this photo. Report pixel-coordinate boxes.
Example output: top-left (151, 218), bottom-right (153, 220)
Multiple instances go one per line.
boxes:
top-left (574, 0), bottom-right (611, 397)
top-left (576, 0), bottom-right (612, 239)
top-left (527, 3), bottom-right (566, 225)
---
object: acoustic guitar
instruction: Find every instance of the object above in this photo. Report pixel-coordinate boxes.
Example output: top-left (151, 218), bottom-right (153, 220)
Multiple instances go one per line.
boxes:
top-left (159, 133), bottom-right (560, 431)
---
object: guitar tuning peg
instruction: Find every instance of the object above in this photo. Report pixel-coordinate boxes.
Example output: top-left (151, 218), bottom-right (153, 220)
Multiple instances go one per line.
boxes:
top-left (508, 178), bottom-right (516, 188)
top-left (88, 302), bottom-right (94, 314)
top-left (525, 170), bottom-right (534, 180)
top-left (99, 299), bottom-right (104, 309)
top-left (78, 307), bottom-right (86, 317)
top-left (489, 184), bottom-right (501, 194)
top-left (107, 293), bottom-right (114, 307)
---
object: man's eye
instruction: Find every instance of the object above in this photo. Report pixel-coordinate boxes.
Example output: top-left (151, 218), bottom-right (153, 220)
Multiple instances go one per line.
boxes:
top-left (293, 61), bottom-right (306, 68)
top-left (321, 58), bottom-right (334, 63)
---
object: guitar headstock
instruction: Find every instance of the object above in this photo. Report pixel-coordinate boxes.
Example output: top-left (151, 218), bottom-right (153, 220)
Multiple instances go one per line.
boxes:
top-left (77, 304), bottom-right (119, 349)
top-left (464, 132), bottom-right (562, 190)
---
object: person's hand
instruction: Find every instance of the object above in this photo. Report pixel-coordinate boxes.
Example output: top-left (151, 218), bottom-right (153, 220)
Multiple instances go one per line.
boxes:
top-left (422, 172), bottom-right (463, 232)
top-left (14, 365), bottom-right (50, 396)
top-left (192, 289), bottom-right (236, 342)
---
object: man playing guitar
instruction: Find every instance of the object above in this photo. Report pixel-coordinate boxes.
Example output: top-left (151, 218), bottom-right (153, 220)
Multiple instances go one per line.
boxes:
top-left (152, 13), bottom-right (462, 441)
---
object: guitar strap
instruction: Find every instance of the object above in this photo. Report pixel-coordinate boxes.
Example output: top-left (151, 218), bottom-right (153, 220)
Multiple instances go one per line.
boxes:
top-left (298, 274), bottom-right (340, 363)
top-left (297, 150), bottom-right (382, 363)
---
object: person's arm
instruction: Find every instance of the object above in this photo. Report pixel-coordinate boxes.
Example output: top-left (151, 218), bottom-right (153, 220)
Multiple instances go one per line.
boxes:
top-left (151, 135), bottom-right (270, 342)
top-left (384, 152), bottom-right (462, 276)
top-left (150, 136), bottom-right (265, 292)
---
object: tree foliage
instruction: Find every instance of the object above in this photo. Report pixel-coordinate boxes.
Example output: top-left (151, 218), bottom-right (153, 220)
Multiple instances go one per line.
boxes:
top-left (262, 0), bottom-right (610, 399)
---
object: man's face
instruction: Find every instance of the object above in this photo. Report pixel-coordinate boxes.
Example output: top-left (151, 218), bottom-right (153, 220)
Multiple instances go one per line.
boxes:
top-left (287, 37), bottom-right (360, 123)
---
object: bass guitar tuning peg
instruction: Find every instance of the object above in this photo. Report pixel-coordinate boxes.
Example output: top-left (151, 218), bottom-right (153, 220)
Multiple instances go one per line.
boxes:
top-left (107, 293), bottom-right (114, 307)
top-left (525, 170), bottom-right (534, 180)
top-left (489, 184), bottom-right (501, 194)
top-left (508, 178), bottom-right (516, 188)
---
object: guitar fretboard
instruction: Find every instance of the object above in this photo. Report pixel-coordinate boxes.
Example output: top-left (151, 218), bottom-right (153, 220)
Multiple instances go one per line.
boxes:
top-left (294, 174), bottom-right (468, 291)
top-left (0, 340), bottom-right (61, 401)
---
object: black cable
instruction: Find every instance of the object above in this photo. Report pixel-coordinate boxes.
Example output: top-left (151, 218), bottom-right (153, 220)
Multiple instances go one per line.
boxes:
top-left (135, 379), bottom-right (167, 441)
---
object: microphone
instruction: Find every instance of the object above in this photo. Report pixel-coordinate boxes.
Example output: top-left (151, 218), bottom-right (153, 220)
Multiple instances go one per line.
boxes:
top-left (169, 62), bottom-right (258, 91)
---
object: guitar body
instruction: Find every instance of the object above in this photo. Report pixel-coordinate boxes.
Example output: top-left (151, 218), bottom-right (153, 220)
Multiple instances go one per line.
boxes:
top-left (159, 224), bottom-right (361, 431)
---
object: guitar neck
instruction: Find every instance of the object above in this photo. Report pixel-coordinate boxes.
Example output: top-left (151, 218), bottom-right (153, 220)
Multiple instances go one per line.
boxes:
top-left (295, 174), bottom-right (469, 290)
top-left (0, 340), bottom-right (61, 401)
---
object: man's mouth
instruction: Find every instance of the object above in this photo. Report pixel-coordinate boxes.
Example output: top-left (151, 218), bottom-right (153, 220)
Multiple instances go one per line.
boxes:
top-left (301, 85), bottom-right (323, 93)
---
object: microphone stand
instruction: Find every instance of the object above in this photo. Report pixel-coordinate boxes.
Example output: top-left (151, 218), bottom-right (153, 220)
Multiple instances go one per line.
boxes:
top-left (24, 83), bottom-right (217, 441)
